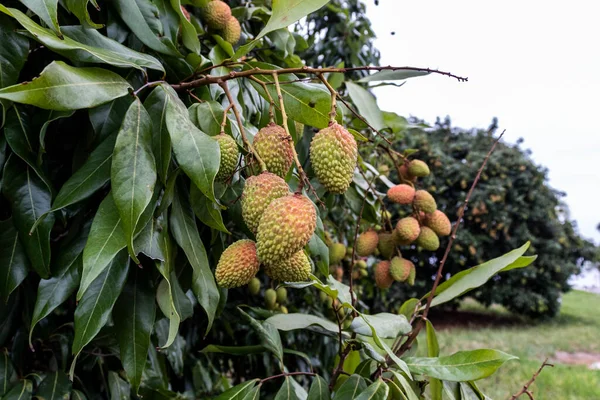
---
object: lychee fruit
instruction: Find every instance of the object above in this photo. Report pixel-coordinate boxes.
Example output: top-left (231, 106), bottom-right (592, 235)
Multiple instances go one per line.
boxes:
top-left (356, 230), bottom-right (379, 257)
top-left (310, 122), bottom-right (358, 194)
top-left (389, 257), bottom-right (414, 282)
top-left (280, 305), bottom-right (288, 314)
top-left (253, 123), bottom-right (294, 177)
top-left (335, 266), bottom-right (344, 281)
top-left (222, 16), bottom-right (241, 45)
top-left (414, 190), bottom-right (437, 214)
top-left (214, 133), bottom-right (239, 182)
top-left (248, 277), bottom-right (261, 295)
top-left (276, 287), bottom-right (287, 304)
top-left (215, 240), bottom-right (259, 288)
top-left (355, 260), bottom-right (367, 270)
top-left (378, 232), bottom-right (396, 259)
top-left (264, 250), bottom-right (311, 282)
top-left (374, 260), bottom-right (393, 289)
top-left (407, 262), bottom-right (416, 286)
top-left (201, 0), bottom-right (231, 30)
top-left (265, 288), bottom-right (277, 310)
top-left (394, 217), bottom-right (421, 245)
top-left (241, 172), bottom-right (290, 233)
top-left (329, 243), bottom-right (346, 265)
top-left (424, 210), bottom-right (452, 236)
top-left (407, 159), bottom-right (430, 177)
top-left (416, 226), bottom-right (441, 251)
top-left (256, 194), bottom-right (316, 265)
top-left (387, 184), bottom-right (415, 204)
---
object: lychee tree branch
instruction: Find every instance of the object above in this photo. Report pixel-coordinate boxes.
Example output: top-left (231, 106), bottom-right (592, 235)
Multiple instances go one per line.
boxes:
top-left (248, 75), bottom-right (275, 123)
top-left (316, 73), bottom-right (337, 123)
top-left (510, 358), bottom-right (553, 400)
top-left (220, 103), bottom-right (233, 134)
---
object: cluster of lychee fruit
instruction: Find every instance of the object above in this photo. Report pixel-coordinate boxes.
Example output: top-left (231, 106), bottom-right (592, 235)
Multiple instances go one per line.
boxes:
top-left (198, 0), bottom-right (241, 45)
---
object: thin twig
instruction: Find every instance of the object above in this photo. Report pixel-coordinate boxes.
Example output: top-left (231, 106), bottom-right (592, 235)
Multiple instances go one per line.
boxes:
top-left (510, 358), bottom-right (553, 399)
top-left (316, 73), bottom-right (337, 123)
top-left (220, 104), bottom-right (233, 133)
top-left (248, 75), bottom-right (275, 123)
top-left (133, 80), bottom-right (165, 96)
top-left (259, 371), bottom-right (316, 384)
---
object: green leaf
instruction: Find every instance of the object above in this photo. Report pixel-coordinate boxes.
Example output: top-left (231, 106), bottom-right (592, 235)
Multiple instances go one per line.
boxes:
top-left (388, 371), bottom-right (418, 400)
top-left (170, 187), bottom-right (219, 333)
top-left (307, 375), bottom-right (329, 400)
top-left (78, 193), bottom-right (126, 300)
top-left (397, 298), bottom-right (419, 321)
top-left (2, 380), bottom-right (33, 400)
top-left (421, 243), bottom-right (535, 308)
top-left (0, 61), bottom-right (131, 111)
top-left (265, 313), bottom-right (339, 335)
top-left (190, 185), bottom-right (229, 233)
top-left (200, 344), bottom-right (267, 355)
top-left (156, 272), bottom-right (193, 349)
top-left (307, 233), bottom-right (329, 277)
top-left (111, 99), bottom-right (157, 263)
top-left (71, 250), bottom-right (129, 360)
top-left (404, 350), bottom-right (518, 381)
top-left (36, 371), bottom-right (71, 400)
top-left (238, 308), bottom-right (283, 362)
top-left (0, 218), bottom-right (29, 303)
top-left (255, 0), bottom-right (329, 40)
top-left (349, 313), bottom-right (411, 339)
top-left (274, 377), bottom-right (299, 400)
top-left (64, 0), bottom-right (103, 28)
top-left (2, 156), bottom-right (54, 278)
top-left (108, 371), bottom-right (131, 400)
top-left (358, 70), bottom-right (430, 83)
top-left (111, 0), bottom-right (180, 56)
top-left (0, 14), bottom-right (29, 123)
top-left (114, 268), bottom-right (155, 394)
top-left (354, 379), bottom-right (389, 400)
top-left (18, 0), bottom-right (61, 36)
top-left (215, 379), bottom-right (259, 400)
top-left (89, 95), bottom-right (133, 144)
top-left (160, 84), bottom-right (220, 201)
top-left (190, 100), bottom-right (239, 137)
top-left (169, 0), bottom-right (200, 53)
top-left (345, 82), bottom-right (385, 131)
top-left (242, 384), bottom-right (262, 400)
top-left (38, 109), bottom-right (75, 156)
top-left (426, 321), bottom-right (442, 400)
top-left (333, 374), bottom-right (367, 400)
top-left (71, 390), bottom-right (87, 400)
top-left (133, 215), bottom-right (165, 261)
top-left (1, 349), bottom-right (17, 396)
top-left (143, 87), bottom-right (172, 185)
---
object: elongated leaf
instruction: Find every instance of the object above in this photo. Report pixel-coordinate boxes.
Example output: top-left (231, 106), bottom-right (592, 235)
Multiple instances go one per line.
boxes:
top-left (72, 250), bottom-right (129, 359)
top-left (89, 95), bottom-right (133, 144)
top-left (242, 385), bottom-right (262, 400)
top-left (190, 185), bottom-right (229, 233)
top-left (345, 82), bottom-right (385, 131)
top-left (200, 344), bottom-right (266, 355)
top-left (18, 0), bottom-right (60, 35)
top-left (2, 380), bottom-right (33, 400)
top-left (78, 194), bottom-right (126, 300)
top-left (358, 70), bottom-right (430, 83)
top-left (71, 390), bottom-right (87, 400)
top-left (0, 60), bottom-right (131, 111)
top-left (1, 349), bottom-right (16, 396)
top-left (169, 0), bottom-right (200, 53)
top-left (0, 14), bottom-right (29, 124)
top-left (39, 109), bottom-right (75, 156)
top-left (36, 371), bottom-right (71, 399)
top-left (2, 156), bottom-right (54, 278)
top-left (111, 0), bottom-right (180, 56)
top-left (422, 243), bottom-right (535, 308)
top-left (64, 0), bottom-right (103, 28)
top-left (108, 371), bottom-right (131, 400)
top-left (190, 100), bottom-right (240, 137)
top-left (274, 377), bottom-right (299, 400)
top-left (265, 313), bottom-right (339, 334)
top-left (161, 85), bottom-right (220, 201)
top-left (307, 375), bottom-right (329, 400)
top-left (143, 87), bottom-right (172, 185)
top-left (111, 99), bottom-right (156, 262)
top-left (405, 350), bottom-right (518, 381)
top-left (333, 375), bottom-right (366, 400)
top-left (255, 0), bottom-right (329, 40)
top-left (426, 321), bottom-right (442, 400)
top-left (238, 308), bottom-right (283, 362)
top-left (170, 188), bottom-right (219, 333)
top-left (388, 371), bottom-right (418, 400)
top-left (215, 380), bottom-right (259, 400)
top-left (133, 215), bottom-right (165, 261)
top-left (114, 268), bottom-right (155, 393)
top-left (354, 379), bottom-right (388, 400)
top-left (0, 218), bottom-right (29, 303)
top-left (349, 313), bottom-right (411, 339)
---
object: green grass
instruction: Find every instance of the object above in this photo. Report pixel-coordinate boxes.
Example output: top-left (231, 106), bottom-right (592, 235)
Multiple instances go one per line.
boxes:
top-left (423, 290), bottom-right (600, 399)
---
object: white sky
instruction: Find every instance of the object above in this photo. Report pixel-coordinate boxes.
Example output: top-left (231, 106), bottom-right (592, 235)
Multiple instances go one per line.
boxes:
top-left (365, 0), bottom-right (600, 243)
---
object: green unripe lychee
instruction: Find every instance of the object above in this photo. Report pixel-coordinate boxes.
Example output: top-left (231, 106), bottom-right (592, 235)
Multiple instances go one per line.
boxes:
top-left (253, 123), bottom-right (293, 177)
top-left (399, 164), bottom-right (417, 182)
top-left (222, 16), bottom-right (241, 45)
top-left (356, 230), bottom-right (379, 257)
top-left (264, 250), bottom-right (311, 282)
top-left (414, 190), bottom-right (437, 214)
top-left (329, 243), bottom-right (346, 264)
top-left (390, 257), bottom-right (414, 282)
top-left (424, 210), bottom-right (452, 236)
top-left (377, 164), bottom-right (390, 176)
top-left (201, 0), bottom-right (231, 30)
top-left (378, 232), bottom-right (396, 259)
top-left (360, 268), bottom-right (368, 278)
top-left (374, 260), bottom-right (393, 289)
top-left (265, 288), bottom-right (277, 310)
top-left (407, 262), bottom-right (416, 286)
top-left (257, 194), bottom-right (316, 265)
top-left (394, 217), bottom-right (421, 245)
top-left (241, 172), bottom-right (290, 233)
top-left (276, 287), bottom-right (288, 304)
top-left (387, 184), bottom-right (415, 204)
top-left (355, 260), bottom-right (367, 270)
top-left (310, 122), bottom-right (358, 194)
top-left (280, 305), bottom-right (288, 314)
top-left (342, 319), bottom-right (352, 329)
top-left (319, 291), bottom-right (328, 303)
top-left (407, 159), bottom-right (430, 177)
top-left (248, 277), bottom-right (261, 295)
top-left (416, 226), bottom-right (440, 251)
top-left (214, 133), bottom-right (239, 182)
top-left (215, 240), bottom-right (259, 288)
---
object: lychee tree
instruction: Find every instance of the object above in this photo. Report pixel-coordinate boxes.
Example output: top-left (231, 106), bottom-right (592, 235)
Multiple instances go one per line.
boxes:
top-left (0, 0), bottom-right (541, 398)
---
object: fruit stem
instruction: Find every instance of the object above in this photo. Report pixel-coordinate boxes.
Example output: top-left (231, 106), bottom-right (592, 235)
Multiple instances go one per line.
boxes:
top-left (316, 73), bottom-right (337, 123)
top-left (248, 75), bottom-right (276, 123)
top-left (220, 103), bottom-right (233, 134)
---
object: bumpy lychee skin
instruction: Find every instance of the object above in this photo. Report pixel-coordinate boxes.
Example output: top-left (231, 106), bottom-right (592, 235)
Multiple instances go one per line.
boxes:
top-left (214, 134), bottom-right (239, 182)
top-left (310, 122), bottom-right (358, 193)
top-left (202, 0), bottom-right (231, 30)
top-left (257, 194), bottom-right (316, 265)
top-left (399, 164), bottom-right (417, 182)
top-left (356, 230), bottom-right (379, 257)
top-left (253, 124), bottom-right (294, 177)
top-left (378, 232), bottom-right (396, 259)
top-left (387, 184), bottom-right (415, 204)
top-left (414, 190), bottom-right (437, 214)
top-left (416, 226), bottom-right (441, 251)
top-left (407, 159), bottom-right (430, 177)
top-left (395, 217), bottom-right (421, 245)
top-left (264, 250), bottom-right (311, 282)
top-left (329, 243), bottom-right (346, 264)
top-left (424, 210), bottom-right (452, 236)
top-left (215, 240), bottom-right (260, 288)
top-left (390, 257), bottom-right (413, 282)
top-left (222, 16), bottom-right (241, 45)
top-left (241, 172), bottom-right (290, 233)
top-left (374, 260), bottom-right (394, 289)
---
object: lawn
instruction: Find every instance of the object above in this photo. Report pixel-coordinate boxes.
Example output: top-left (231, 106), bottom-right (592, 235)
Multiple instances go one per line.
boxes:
top-left (424, 290), bottom-right (600, 399)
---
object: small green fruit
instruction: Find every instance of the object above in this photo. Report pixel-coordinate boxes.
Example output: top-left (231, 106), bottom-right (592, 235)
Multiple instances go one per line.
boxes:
top-left (355, 260), bottom-right (367, 269)
top-left (394, 217), bottom-right (421, 245)
top-left (222, 16), bottom-right (241, 45)
top-left (414, 190), bottom-right (437, 214)
top-left (356, 230), bottom-right (379, 257)
top-left (214, 134), bottom-right (239, 182)
top-left (276, 287), bottom-right (288, 304)
top-left (416, 226), bottom-right (440, 251)
top-left (389, 257), bottom-right (413, 282)
top-left (248, 277), bottom-right (261, 295)
top-left (424, 210), bottom-right (452, 236)
top-left (407, 159), bottom-right (430, 177)
top-left (254, 123), bottom-right (294, 177)
top-left (280, 305), bottom-right (288, 314)
top-left (377, 232), bottom-right (396, 259)
top-left (265, 288), bottom-right (277, 310)
top-left (329, 243), bottom-right (347, 264)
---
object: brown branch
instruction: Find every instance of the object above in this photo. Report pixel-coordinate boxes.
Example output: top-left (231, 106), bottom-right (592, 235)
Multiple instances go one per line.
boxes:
top-left (316, 73), bottom-right (337, 124)
top-left (220, 104), bottom-right (233, 133)
top-left (172, 66), bottom-right (468, 91)
top-left (259, 371), bottom-right (317, 384)
top-left (394, 130), bottom-right (505, 356)
top-left (510, 358), bottom-right (554, 399)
